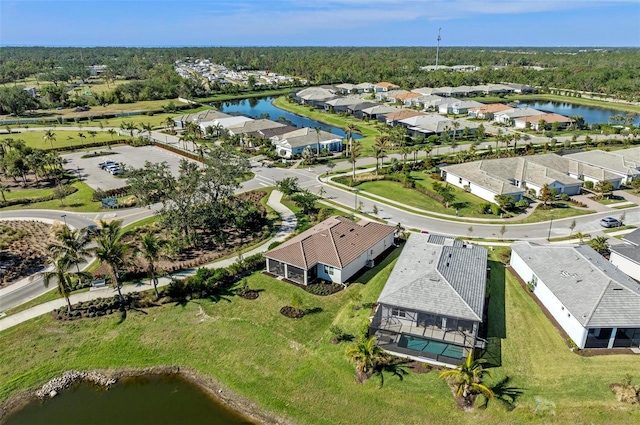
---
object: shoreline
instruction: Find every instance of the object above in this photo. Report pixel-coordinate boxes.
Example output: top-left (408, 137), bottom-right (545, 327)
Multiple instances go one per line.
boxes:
top-left (0, 366), bottom-right (294, 425)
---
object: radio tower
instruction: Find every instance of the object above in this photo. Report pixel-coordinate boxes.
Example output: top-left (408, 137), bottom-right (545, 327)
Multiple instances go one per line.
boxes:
top-left (435, 27), bottom-right (442, 68)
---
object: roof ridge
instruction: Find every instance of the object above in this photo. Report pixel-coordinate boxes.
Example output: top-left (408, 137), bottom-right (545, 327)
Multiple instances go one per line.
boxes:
top-left (435, 268), bottom-right (482, 321)
top-left (327, 225), bottom-right (343, 268)
top-left (584, 279), bottom-right (615, 326)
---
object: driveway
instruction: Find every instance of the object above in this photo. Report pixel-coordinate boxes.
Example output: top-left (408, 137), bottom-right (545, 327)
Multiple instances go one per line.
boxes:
top-left (63, 145), bottom-right (197, 191)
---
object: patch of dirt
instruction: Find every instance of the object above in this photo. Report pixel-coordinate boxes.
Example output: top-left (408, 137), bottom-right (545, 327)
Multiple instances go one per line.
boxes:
top-left (239, 290), bottom-right (259, 300)
top-left (610, 383), bottom-right (640, 404)
top-left (280, 306), bottom-right (305, 319)
top-left (407, 361), bottom-right (440, 374)
top-left (0, 220), bottom-right (52, 288)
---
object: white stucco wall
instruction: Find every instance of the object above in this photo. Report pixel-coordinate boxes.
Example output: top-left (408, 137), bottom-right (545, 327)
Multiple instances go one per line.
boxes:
top-left (341, 233), bottom-right (394, 282)
top-left (610, 252), bottom-right (640, 282)
top-left (510, 250), bottom-right (589, 348)
top-left (443, 170), bottom-right (515, 204)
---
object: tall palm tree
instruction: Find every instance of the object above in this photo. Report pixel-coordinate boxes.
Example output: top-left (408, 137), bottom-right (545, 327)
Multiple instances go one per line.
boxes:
top-left (137, 232), bottom-right (166, 300)
top-left (141, 122), bottom-right (153, 140)
top-left (92, 220), bottom-right (131, 302)
top-left (107, 128), bottom-right (117, 141)
top-left (345, 123), bottom-right (357, 156)
top-left (349, 139), bottom-right (362, 179)
top-left (48, 224), bottom-right (93, 285)
top-left (345, 335), bottom-right (384, 383)
top-left (373, 135), bottom-right (388, 175)
top-left (87, 130), bottom-right (97, 144)
top-left (0, 183), bottom-right (10, 202)
top-left (314, 127), bottom-right (321, 159)
top-left (439, 351), bottom-right (494, 406)
top-left (32, 256), bottom-right (88, 312)
top-left (43, 129), bottom-right (56, 150)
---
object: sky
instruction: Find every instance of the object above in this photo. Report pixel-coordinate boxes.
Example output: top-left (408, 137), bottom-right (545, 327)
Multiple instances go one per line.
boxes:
top-left (1, 0), bottom-right (639, 47)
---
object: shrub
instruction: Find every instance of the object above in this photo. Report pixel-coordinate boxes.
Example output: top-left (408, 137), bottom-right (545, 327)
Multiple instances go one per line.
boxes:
top-left (490, 204), bottom-right (501, 215)
top-left (584, 181), bottom-right (594, 190)
top-left (515, 199), bottom-right (529, 208)
top-left (478, 202), bottom-right (492, 215)
top-left (268, 240), bottom-right (282, 250)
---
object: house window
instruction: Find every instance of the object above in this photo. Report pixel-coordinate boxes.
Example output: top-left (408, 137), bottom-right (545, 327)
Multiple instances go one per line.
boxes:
top-left (391, 308), bottom-right (406, 318)
top-left (323, 265), bottom-right (334, 276)
top-left (458, 177), bottom-right (463, 184)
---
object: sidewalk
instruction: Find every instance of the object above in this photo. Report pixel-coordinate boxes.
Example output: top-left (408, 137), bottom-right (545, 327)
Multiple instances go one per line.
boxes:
top-left (0, 190), bottom-right (296, 332)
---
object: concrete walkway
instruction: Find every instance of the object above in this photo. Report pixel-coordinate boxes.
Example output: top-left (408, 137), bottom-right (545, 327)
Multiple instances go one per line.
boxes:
top-left (0, 190), bottom-right (296, 332)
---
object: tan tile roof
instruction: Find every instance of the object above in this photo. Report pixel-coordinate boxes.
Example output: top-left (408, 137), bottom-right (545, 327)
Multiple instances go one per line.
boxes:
top-left (375, 82), bottom-right (400, 89)
top-left (468, 103), bottom-right (512, 114)
top-left (264, 216), bottom-right (395, 269)
top-left (515, 113), bottom-right (574, 124)
top-left (389, 92), bottom-right (422, 100)
top-left (385, 110), bottom-right (427, 121)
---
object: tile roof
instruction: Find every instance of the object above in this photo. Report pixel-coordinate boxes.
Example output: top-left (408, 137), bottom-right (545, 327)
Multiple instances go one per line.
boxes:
top-left (514, 113), bottom-right (574, 124)
top-left (271, 127), bottom-right (342, 148)
top-left (227, 119), bottom-right (285, 134)
top-left (375, 82), bottom-right (400, 89)
top-left (377, 233), bottom-right (488, 321)
top-left (389, 92), bottom-right (420, 100)
top-left (512, 242), bottom-right (640, 327)
top-left (565, 149), bottom-right (640, 176)
top-left (384, 110), bottom-right (427, 122)
top-left (264, 216), bottom-right (395, 270)
top-left (468, 103), bottom-right (512, 114)
top-left (610, 244), bottom-right (640, 266)
top-left (622, 228), bottom-right (640, 247)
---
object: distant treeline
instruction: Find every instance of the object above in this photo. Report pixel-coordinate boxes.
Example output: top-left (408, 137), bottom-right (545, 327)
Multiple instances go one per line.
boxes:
top-left (1, 46), bottom-right (639, 100)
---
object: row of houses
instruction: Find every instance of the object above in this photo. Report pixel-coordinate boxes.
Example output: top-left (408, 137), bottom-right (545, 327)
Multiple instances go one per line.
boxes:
top-left (440, 148), bottom-right (640, 204)
top-left (173, 109), bottom-right (343, 158)
top-left (264, 217), bottom-right (640, 367)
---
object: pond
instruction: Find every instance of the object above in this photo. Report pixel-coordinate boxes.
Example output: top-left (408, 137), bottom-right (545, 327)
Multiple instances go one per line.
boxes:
top-left (3, 374), bottom-right (255, 425)
top-left (516, 100), bottom-right (640, 126)
top-left (216, 96), bottom-right (363, 139)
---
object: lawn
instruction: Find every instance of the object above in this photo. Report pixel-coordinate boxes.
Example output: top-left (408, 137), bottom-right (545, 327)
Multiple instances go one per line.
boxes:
top-left (2, 181), bottom-right (102, 212)
top-left (1, 245), bottom-right (639, 424)
top-left (517, 202), bottom-right (595, 224)
top-left (1, 130), bottom-right (122, 150)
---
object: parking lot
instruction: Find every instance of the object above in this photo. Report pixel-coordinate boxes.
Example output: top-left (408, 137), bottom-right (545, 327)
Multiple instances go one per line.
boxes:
top-left (63, 145), bottom-right (197, 191)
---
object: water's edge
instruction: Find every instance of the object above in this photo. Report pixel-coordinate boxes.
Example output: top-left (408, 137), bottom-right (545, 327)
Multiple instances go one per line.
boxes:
top-left (0, 366), bottom-right (292, 425)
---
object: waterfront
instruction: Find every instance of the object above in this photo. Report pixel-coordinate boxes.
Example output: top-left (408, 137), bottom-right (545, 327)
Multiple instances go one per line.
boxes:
top-left (517, 100), bottom-right (640, 125)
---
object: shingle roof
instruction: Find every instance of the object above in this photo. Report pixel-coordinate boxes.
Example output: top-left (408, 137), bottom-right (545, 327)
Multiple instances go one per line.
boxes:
top-left (514, 113), bottom-right (574, 125)
top-left (271, 127), bottom-right (342, 148)
top-left (385, 110), bottom-right (427, 122)
top-left (610, 244), bottom-right (640, 265)
top-left (565, 149), bottom-right (640, 176)
top-left (468, 103), bottom-right (512, 114)
top-left (622, 228), bottom-right (640, 247)
top-left (227, 119), bottom-right (285, 134)
top-left (264, 216), bottom-right (395, 270)
top-left (512, 241), bottom-right (640, 327)
top-left (377, 233), bottom-right (488, 321)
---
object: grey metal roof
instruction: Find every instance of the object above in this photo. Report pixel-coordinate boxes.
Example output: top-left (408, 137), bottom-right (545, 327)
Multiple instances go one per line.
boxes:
top-left (622, 228), bottom-right (640, 247)
top-left (377, 233), bottom-right (487, 321)
top-left (511, 242), bottom-right (640, 327)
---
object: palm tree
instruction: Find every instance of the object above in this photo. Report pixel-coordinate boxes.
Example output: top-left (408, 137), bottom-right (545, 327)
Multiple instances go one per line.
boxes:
top-left (43, 129), bottom-right (56, 149)
top-left (373, 135), bottom-right (388, 175)
top-left (588, 236), bottom-right (610, 255)
top-left (165, 116), bottom-right (175, 132)
top-left (439, 351), bottom-right (494, 407)
top-left (48, 224), bottom-right (92, 286)
top-left (349, 139), bottom-right (362, 179)
top-left (107, 128), bottom-right (117, 141)
top-left (86, 130), bottom-right (97, 144)
top-left (35, 256), bottom-right (81, 312)
top-left (345, 123), bottom-right (357, 156)
top-left (92, 220), bottom-right (131, 302)
top-left (314, 127), bottom-right (321, 159)
top-left (141, 122), bottom-right (153, 141)
top-left (345, 335), bottom-right (384, 383)
top-left (0, 183), bottom-right (10, 202)
top-left (451, 120), bottom-right (460, 144)
top-left (137, 232), bottom-right (166, 300)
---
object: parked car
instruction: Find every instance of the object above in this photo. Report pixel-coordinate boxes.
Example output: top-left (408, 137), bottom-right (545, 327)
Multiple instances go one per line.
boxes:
top-left (599, 216), bottom-right (622, 228)
top-left (98, 160), bottom-right (117, 169)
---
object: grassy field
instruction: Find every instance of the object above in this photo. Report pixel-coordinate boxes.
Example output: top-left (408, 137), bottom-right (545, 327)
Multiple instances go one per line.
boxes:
top-left (1, 246), bottom-right (639, 424)
top-left (2, 181), bottom-right (101, 212)
top-left (1, 130), bottom-right (122, 150)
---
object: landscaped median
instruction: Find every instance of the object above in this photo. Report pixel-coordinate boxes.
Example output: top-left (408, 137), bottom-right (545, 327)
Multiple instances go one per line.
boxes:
top-left (1, 248), bottom-right (639, 424)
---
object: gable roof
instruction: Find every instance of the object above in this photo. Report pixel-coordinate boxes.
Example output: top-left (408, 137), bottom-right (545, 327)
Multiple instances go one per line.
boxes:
top-left (512, 241), bottom-right (640, 327)
top-left (271, 127), bottom-right (342, 148)
top-left (514, 113), bottom-right (574, 125)
top-left (564, 149), bottom-right (640, 176)
top-left (610, 244), bottom-right (640, 266)
top-left (226, 119), bottom-right (285, 134)
top-left (468, 103), bottom-right (512, 114)
top-left (264, 216), bottom-right (395, 269)
top-left (177, 110), bottom-right (230, 124)
top-left (385, 110), bottom-right (427, 122)
top-left (377, 233), bottom-right (488, 321)
top-left (622, 228), bottom-right (640, 247)
top-left (375, 82), bottom-right (400, 89)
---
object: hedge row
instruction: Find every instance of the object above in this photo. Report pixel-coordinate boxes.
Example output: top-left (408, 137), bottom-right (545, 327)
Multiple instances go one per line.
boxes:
top-left (153, 142), bottom-right (201, 162)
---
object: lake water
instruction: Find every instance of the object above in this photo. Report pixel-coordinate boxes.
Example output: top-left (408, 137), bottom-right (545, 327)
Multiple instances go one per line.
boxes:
top-left (516, 100), bottom-right (640, 126)
top-left (216, 97), bottom-right (363, 139)
top-left (3, 374), bottom-right (255, 425)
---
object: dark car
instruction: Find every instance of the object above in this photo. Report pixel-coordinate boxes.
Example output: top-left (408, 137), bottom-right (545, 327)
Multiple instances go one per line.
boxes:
top-left (599, 216), bottom-right (622, 228)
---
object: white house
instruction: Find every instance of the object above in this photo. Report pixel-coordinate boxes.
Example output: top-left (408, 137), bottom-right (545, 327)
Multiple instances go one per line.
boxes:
top-left (270, 127), bottom-right (342, 158)
top-left (610, 229), bottom-right (640, 281)
top-left (511, 241), bottom-right (640, 350)
top-left (264, 216), bottom-right (395, 285)
top-left (565, 147), bottom-right (640, 185)
top-left (438, 100), bottom-right (483, 115)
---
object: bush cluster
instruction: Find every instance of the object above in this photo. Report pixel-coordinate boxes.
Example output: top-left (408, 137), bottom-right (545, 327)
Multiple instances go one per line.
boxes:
top-left (91, 186), bottom-right (132, 202)
top-left (52, 293), bottom-right (154, 321)
top-left (305, 281), bottom-right (344, 296)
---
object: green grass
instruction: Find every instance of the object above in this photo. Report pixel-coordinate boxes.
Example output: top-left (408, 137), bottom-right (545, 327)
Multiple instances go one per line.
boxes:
top-left (1, 248), bottom-right (639, 424)
top-left (598, 197), bottom-right (627, 205)
top-left (611, 203), bottom-right (638, 209)
top-left (602, 225), bottom-right (637, 234)
top-left (4, 187), bottom-right (55, 201)
top-left (517, 202), bottom-right (595, 224)
top-left (3, 288), bottom-right (90, 317)
top-left (2, 181), bottom-right (101, 212)
top-left (0, 130), bottom-right (121, 150)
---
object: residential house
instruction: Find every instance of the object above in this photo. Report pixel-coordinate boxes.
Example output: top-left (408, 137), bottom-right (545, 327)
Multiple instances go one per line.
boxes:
top-left (200, 116), bottom-right (254, 134)
top-left (387, 92), bottom-right (421, 106)
top-left (370, 233), bottom-right (488, 367)
top-left (270, 127), bottom-right (343, 158)
top-left (374, 82), bottom-right (400, 92)
top-left (413, 95), bottom-right (445, 110)
top-left (493, 107), bottom-right (544, 125)
top-left (398, 114), bottom-right (454, 138)
top-left (264, 216), bottom-right (395, 285)
top-left (360, 105), bottom-right (401, 122)
top-left (335, 83), bottom-right (356, 94)
top-left (174, 110), bottom-right (230, 129)
top-left (511, 241), bottom-right (640, 349)
top-left (324, 96), bottom-right (364, 113)
top-left (294, 87), bottom-right (337, 108)
top-left (375, 89), bottom-right (408, 102)
top-left (513, 113), bottom-right (574, 131)
top-left (411, 87), bottom-right (436, 96)
top-left (384, 110), bottom-right (427, 126)
top-left (440, 154), bottom-right (586, 204)
top-left (610, 229), bottom-right (640, 281)
top-left (467, 103), bottom-right (512, 120)
top-left (428, 97), bottom-right (460, 113)
top-left (438, 100), bottom-right (484, 115)
top-left (355, 82), bottom-right (375, 93)
top-left (564, 147), bottom-right (640, 185)
top-left (504, 83), bottom-right (535, 94)
top-left (347, 102), bottom-right (379, 119)
top-left (248, 125), bottom-right (298, 140)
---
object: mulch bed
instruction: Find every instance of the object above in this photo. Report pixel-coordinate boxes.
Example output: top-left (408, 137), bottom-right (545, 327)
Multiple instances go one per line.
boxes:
top-left (280, 306), bottom-right (305, 319)
top-left (406, 361), bottom-right (441, 374)
top-left (238, 290), bottom-right (259, 300)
